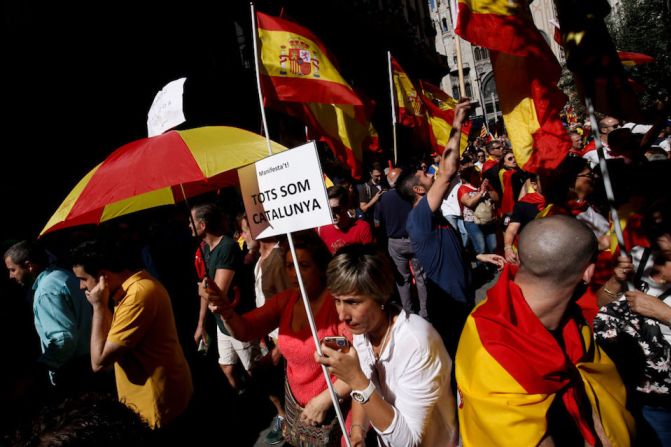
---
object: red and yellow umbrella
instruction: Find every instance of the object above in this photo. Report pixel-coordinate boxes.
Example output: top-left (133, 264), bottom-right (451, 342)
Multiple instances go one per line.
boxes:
top-left (41, 126), bottom-right (287, 235)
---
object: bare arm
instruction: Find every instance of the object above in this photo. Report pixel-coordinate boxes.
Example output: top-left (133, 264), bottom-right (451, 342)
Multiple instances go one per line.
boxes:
top-left (460, 189), bottom-right (485, 209)
top-left (360, 190), bottom-right (383, 213)
top-left (596, 255), bottom-right (633, 307)
top-left (87, 276), bottom-right (128, 372)
top-left (504, 222), bottom-right (521, 264)
top-left (426, 98), bottom-right (471, 212)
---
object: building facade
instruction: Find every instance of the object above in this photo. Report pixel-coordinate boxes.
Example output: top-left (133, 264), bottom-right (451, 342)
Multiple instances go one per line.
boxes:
top-left (428, 0), bottom-right (564, 127)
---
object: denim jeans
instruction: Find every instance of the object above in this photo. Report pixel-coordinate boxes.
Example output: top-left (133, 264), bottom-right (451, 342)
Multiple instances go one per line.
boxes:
top-left (642, 404), bottom-right (671, 446)
top-left (445, 215), bottom-right (469, 248)
top-left (464, 221), bottom-right (497, 255)
top-left (387, 237), bottom-right (428, 318)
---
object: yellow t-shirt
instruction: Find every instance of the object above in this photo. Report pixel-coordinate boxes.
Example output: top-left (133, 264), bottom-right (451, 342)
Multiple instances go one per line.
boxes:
top-left (108, 271), bottom-right (193, 428)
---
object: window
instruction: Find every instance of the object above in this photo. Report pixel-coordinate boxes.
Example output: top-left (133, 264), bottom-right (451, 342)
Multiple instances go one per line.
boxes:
top-left (465, 82), bottom-right (472, 97)
top-left (474, 48), bottom-right (482, 61)
top-left (441, 17), bottom-right (449, 32)
top-left (453, 86), bottom-right (460, 99)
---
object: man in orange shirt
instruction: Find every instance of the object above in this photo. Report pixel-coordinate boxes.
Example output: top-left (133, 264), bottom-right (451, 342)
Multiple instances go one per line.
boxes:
top-left (71, 240), bottom-right (192, 429)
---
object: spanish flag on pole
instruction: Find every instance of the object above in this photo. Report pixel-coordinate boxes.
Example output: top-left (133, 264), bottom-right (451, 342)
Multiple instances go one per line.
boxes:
top-left (456, 266), bottom-right (635, 446)
top-left (455, 0), bottom-right (571, 173)
top-left (256, 12), bottom-right (362, 106)
top-left (390, 56), bottom-right (427, 129)
top-left (256, 11), bottom-right (377, 179)
top-left (418, 81), bottom-right (471, 155)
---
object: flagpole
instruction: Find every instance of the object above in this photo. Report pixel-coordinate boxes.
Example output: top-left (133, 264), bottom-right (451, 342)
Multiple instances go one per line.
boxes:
top-left (585, 96), bottom-right (632, 291)
top-left (468, 46), bottom-right (489, 132)
top-left (449, 0), bottom-right (466, 97)
top-left (454, 36), bottom-right (467, 98)
top-left (387, 51), bottom-right (398, 165)
top-left (250, 6), bottom-right (351, 444)
top-left (250, 2), bottom-right (273, 156)
top-left (490, 92), bottom-right (499, 135)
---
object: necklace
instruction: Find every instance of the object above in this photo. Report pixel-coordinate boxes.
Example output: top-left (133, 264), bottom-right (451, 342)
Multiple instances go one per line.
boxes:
top-left (372, 313), bottom-right (393, 361)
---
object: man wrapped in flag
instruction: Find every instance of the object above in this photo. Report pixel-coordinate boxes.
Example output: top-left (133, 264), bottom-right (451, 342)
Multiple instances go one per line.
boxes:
top-left (456, 216), bottom-right (634, 446)
top-left (256, 11), bottom-right (377, 179)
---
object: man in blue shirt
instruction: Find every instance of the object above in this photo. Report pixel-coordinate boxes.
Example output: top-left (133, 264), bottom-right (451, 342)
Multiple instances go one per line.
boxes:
top-left (4, 241), bottom-right (92, 388)
top-left (375, 167), bottom-right (429, 318)
top-left (397, 99), bottom-right (504, 355)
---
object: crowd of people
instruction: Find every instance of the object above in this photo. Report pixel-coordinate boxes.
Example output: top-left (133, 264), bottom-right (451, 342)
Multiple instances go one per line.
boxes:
top-left (3, 97), bottom-right (671, 446)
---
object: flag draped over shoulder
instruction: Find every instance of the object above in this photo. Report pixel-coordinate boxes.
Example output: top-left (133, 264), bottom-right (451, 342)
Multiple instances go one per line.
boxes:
top-left (456, 265), bottom-right (635, 446)
top-left (418, 81), bottom-right (471, 155)
top-left (256, 12), bottom-right (377, 179)
top-left (455, 0), bottom-right (571, 173)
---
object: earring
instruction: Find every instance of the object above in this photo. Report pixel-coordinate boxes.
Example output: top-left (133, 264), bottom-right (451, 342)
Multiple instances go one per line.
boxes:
top-left (380, 304), bottom-right (385, 311)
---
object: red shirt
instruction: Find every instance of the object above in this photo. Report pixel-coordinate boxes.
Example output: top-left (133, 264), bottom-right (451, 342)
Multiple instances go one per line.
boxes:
top-left (317, 219), bottom-right (373, 254)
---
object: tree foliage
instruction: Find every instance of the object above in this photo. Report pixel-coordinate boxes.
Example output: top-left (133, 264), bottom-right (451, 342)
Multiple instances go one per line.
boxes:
top-left (607, 0), bottom-right (671, 109)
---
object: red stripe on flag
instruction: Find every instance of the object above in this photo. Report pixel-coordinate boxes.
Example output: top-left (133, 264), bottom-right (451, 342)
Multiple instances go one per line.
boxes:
top-left (261, 75), bottom-right (363, 106)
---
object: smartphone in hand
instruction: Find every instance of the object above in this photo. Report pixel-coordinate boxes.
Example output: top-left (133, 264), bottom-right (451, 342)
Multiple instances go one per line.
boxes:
top-left (321, 336), bottom-right (350, 353)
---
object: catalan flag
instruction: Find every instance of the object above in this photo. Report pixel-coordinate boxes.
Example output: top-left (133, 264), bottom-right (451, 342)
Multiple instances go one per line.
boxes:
top-left (455, 0), bottom-right (571, 173)
top-left (456, 266), bottom-right (635, 446)
top-left (256, 12), bottom-right (377, 179)
top-left (418, 81), bottom-right (471, 155)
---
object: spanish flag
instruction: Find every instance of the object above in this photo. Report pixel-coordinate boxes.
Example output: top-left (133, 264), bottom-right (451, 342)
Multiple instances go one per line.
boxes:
top-left (256, 12), bottom-right (377, 179)
top-left (256, 12), bottom-right (362, 106)
top-left (455, 0), bottom-right (571, 173)
top-left (617, 51), bottom-right (655, 67)
top-left (390, 56), bottom-right (427, 129)
top-left (456, 266), bottom-right (635, 446)
top-left (418, 81), bottom-right (471, 155)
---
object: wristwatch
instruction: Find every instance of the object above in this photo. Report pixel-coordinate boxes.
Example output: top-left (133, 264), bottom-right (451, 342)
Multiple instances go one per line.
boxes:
top-left (350, 381), bottom-right (376, 404)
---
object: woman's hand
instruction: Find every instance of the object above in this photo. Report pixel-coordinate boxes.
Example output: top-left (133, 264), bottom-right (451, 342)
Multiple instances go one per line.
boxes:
top-left (625, 290), bottom-right (671, 322)
top-left (476, 253), bottom-right (506, 270)
top-left (301, 391), bottom-right (332, 426)
top-left (504, 246), bottom-right (519, 265)
top-left (200, 279), bottom-right (234, 318)
top-left (612, 255), bottom-right (634, 283)
top-left (349, 430), bottom-right (366, 447)
top-left (315, 345), bottom-right (369, 390)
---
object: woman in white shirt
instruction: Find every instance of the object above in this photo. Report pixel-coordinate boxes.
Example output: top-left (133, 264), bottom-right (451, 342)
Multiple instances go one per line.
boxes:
top-left (316, 244), bottom-right (457, 446)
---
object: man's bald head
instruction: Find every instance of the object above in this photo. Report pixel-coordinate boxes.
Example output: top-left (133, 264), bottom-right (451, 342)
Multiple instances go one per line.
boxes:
top-left (518, 216), bottom-right (597, 287)
top-left (387, 168), bottom-right (402, 188)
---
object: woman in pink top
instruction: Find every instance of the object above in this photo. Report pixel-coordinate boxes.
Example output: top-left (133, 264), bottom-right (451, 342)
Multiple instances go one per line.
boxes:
top-left (205, 230), bottom-right (351, 445)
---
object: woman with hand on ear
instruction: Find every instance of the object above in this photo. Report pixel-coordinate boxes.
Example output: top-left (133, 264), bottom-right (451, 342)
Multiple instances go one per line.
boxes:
top-left (316, 244), bottom-right (457, 447)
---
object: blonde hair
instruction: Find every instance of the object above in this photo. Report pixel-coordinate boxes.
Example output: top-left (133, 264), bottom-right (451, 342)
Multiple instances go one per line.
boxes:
top-left (326, 244), bottom-right (395, 305)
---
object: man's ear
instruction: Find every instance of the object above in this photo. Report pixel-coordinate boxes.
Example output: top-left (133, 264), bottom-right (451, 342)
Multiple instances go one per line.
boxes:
top-left (25, 261), bottom-right (38, 274)
top-left (582, 263), bottom-right (596, 284)
top-left (412, 184), bottom-right (426, 195)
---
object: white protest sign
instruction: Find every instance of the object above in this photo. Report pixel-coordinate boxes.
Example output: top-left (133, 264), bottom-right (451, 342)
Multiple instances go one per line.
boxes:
top-left (238, 142), bottom-right (332, 239)
top-left (147, 77), bottom-right (186, 137)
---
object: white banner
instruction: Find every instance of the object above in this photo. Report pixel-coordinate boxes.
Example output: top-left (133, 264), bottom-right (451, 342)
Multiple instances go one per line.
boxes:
top-left (238, 142), bottom-right (332, 239)
top-left (147, 77), bottom-right (187, 137)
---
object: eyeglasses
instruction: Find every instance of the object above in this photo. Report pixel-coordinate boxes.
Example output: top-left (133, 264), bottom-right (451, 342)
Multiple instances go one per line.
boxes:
top-left (331, 206), bottom-right (345, 214)
top-left (576, 172), bottom-right (595, 179)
